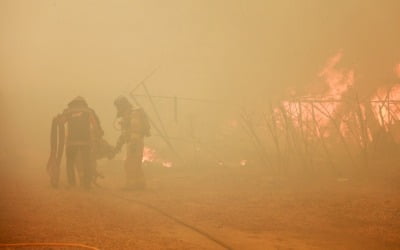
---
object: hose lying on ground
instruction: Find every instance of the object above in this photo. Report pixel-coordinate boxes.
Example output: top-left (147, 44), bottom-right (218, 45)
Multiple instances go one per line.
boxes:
top-left (1, 189), bottom-right (232, 250)
top-left (0, 242), bottom-right (99, 249)
top-left (107, 192), bottom-right (233, 250)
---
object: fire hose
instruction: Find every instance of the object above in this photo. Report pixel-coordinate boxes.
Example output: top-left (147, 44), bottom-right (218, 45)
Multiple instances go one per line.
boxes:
top-left (0, 192), bottom-right (233, 250)
top-left (46, 114), bottom-right (115, 188)
top-left (42, 114), bottom-right (232, 249)
top-left (46, 115), bottom-right (65, 188)
top-left (106, 191), bottom-right (233, 250)
top-left (0, 242), bottom-right (99, 249)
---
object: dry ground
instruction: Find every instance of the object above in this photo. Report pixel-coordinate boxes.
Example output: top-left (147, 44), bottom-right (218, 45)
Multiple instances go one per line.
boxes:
top-left (0, 157), bottom-right (400, 250)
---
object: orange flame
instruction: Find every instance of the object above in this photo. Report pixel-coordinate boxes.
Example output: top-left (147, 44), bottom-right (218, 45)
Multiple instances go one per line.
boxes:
top-left (142, 147), bottom-right (156, 163)
top-left (162, 161), bottom-right (173, 168)
top-left (318, 52), bottom-right (354, 99)
top-left (371, 84), bottom-right (400, 130)
top-left (142, 147), bottom-right (173, 168)
top-left (280, 52), bottom-right (354, 137)
top-left (369, 63), bottom-right (400, 131)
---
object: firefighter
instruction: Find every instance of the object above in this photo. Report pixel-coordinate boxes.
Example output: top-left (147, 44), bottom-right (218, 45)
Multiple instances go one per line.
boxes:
top-left (47, 96), bottom-right (104, 189)
top-left (113, 96), bottom-right (150, 190)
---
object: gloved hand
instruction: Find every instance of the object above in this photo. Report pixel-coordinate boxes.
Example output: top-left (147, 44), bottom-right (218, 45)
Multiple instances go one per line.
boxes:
top-left (107, 147), bottom-right (118, 160)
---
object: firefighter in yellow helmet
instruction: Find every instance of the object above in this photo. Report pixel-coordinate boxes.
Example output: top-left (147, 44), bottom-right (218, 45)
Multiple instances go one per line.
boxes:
top-left (113, 96), bottom-right (150, 190)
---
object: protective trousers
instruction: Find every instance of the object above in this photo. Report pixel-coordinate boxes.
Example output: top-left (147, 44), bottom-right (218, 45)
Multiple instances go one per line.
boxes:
top-left (124, 138), bottom-right (145, 189)
top-left (66, 145), bottom-right (91, 188)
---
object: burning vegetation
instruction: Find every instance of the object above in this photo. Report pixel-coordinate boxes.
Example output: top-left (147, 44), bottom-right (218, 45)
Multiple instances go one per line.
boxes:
top-left (2, 1), bottom-right (400, 249)
top-left (239, 53), bottom-right (400, 172)
top-left (139, 52), bottom-right (400, 175)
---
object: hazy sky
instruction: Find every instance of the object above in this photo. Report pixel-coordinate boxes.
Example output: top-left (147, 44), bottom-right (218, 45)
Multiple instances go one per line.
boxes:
top-left (1, 0), bottom-right (399, 155)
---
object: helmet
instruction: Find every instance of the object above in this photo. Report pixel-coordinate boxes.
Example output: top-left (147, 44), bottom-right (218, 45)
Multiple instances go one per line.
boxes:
top-left (114, 96), bottom-right (132, 117)
top-left (68, 96), bottom-right (88, 108)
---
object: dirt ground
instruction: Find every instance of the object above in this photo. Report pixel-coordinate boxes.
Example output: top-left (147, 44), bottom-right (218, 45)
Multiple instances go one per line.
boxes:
top-left (1, 157), bottom-right (400, 250)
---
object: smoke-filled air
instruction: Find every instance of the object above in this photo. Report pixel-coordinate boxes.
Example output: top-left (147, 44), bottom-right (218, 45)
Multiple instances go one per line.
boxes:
top-left (1, 0), bottom-right (400, 249)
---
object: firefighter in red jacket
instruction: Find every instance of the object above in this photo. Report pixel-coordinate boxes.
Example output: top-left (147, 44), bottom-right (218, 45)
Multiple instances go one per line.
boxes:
top-left (113, 96), bottom-right (150, 190)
